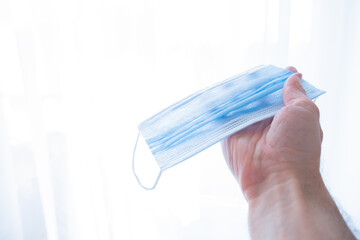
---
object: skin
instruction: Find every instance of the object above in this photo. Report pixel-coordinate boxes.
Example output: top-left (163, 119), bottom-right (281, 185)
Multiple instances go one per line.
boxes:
top-left (221, 67), bottom-right (355, 240)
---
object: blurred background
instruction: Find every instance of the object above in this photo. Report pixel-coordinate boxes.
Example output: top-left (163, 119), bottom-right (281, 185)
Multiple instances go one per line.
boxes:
top-left (1, 0), bottom-right (360, 239)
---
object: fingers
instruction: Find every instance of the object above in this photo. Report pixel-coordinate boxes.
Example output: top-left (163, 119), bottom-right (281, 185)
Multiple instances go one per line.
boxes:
top-left (283, 72), bottom-right (308, 106)
top-left (286, 66), bottom-right (298, 73)
top-left (282, 67), bottom-right (322, 126)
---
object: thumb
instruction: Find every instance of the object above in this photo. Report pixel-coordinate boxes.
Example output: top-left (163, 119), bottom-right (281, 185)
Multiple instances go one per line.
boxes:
top-left (283, 72), bottom-right (307, 106)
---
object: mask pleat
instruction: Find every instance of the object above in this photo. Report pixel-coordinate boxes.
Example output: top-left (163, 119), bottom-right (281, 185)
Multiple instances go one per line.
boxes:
top-left (137, 65), bottom-right (325, 172)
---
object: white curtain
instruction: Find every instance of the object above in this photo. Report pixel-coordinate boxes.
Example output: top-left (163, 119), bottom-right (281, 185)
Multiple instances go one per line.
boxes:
top-left (0, 0), bottom-right (359, 239)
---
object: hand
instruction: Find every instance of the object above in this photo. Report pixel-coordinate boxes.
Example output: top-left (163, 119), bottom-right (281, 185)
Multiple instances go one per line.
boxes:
top-left (222, 67), bottom-right (355, 239)
top-left (221, 66), bottom-right (323, 200)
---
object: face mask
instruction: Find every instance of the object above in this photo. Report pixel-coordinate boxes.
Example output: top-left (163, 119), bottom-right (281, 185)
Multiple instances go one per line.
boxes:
top-left (132, 65), bottom-right (325, 190)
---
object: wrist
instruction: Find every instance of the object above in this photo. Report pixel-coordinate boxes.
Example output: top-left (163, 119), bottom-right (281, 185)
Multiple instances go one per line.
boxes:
top-left (243, 161), bottom-right (322, 201)
top-left (246, 167), bottom-right (356, 240)
top-left (247, 170), bottom-right (325, 239)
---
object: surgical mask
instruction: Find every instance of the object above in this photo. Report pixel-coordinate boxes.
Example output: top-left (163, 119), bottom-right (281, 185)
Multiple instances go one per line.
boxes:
top-left (132, 65), bottom-right (325, 190)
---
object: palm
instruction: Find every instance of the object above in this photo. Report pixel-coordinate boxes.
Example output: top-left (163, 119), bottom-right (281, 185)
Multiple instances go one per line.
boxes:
top-left (222, 117), bottom-right (274, 191)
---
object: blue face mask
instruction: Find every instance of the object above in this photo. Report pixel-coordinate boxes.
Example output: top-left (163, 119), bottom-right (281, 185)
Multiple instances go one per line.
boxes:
top-left (132, 65), bottom-right (325, 190)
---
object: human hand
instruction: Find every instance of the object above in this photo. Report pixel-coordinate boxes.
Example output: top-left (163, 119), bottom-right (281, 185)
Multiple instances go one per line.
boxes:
top-left (221, 66), bottom-right (323, 200)
top-left (222, 67), bottom-right (355, 239)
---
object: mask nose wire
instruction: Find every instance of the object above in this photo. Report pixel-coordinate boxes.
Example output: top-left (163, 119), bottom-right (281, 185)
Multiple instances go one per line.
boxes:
top-left (132, 131), bottom-right (162, 190)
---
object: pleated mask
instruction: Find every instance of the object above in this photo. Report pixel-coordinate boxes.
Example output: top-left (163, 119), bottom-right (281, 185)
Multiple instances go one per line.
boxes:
top-left (132, 65), bottom-right (325, 189)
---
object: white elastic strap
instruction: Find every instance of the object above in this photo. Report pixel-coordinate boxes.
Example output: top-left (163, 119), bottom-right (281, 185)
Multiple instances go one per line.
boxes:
top-left (132, 131), bottom-right (162, 190)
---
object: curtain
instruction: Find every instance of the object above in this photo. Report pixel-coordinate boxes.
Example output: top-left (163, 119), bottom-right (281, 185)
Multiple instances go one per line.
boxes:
top-left (0, 0), bottom-right (359, 239)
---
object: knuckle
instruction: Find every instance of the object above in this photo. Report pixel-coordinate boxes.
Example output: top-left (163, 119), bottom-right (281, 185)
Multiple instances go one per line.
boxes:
top-left (294, 81), bottom-right (306, 94)
top-left (291, 98), bottom-right (311, 107)
top-left (289, 98), bottom-right (320, 117)
top-left (308, 102), bottom-right (320, 117)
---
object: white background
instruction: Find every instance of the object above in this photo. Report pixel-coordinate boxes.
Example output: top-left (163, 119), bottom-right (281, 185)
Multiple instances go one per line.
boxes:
top-left (0, 0), bottom-right (360, 239)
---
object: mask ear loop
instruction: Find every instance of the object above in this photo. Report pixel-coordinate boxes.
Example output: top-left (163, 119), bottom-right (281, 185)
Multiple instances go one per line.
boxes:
top-left (132, 131), bottom-right (162, 190)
